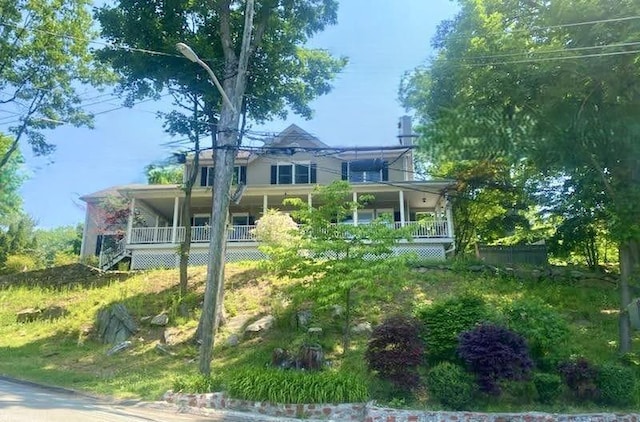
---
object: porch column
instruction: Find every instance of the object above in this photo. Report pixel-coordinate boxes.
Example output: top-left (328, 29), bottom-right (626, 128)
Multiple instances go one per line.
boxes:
top-left (171, 197), bottom-right (179, 243)
top-left (262, 194), bottom-right (268, 216)
top-left (399, 191), bottom-right (406, 227)
top-left (126, 197), bottom-right (135, 243)
top-left (446, 199), bottom-right (455, 238)
top-left (353, 192), bottom-right (358, 226)
top-left (308, 193), bottom-right (312, 207)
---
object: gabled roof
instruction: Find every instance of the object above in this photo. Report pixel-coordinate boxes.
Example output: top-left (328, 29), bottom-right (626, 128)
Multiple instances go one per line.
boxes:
top-left (262, 124), bottom-right (330, 149)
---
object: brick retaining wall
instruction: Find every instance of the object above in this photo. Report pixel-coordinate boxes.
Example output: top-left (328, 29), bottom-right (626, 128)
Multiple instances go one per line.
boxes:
top-left (164, 391), bottom-right (640, 421)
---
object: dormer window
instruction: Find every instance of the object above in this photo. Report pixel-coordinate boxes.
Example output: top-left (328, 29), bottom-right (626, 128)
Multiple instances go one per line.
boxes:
top-left (270, 162), bottom-right (317, 185)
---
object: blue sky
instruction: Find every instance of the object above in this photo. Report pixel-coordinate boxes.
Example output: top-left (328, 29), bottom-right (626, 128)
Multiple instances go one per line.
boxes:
top-left (19, 0), bottom-right (459, 228)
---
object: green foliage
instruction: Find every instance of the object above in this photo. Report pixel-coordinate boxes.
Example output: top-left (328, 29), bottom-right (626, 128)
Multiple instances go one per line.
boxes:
top-left (415, 294), bottom-right (494, 364)
top-left (426, 362), bottom-right (474, 410)
top-left (226, 367), bottom-right (368, 404)
top-left (532, 372), bottom-right (563, 404)
top-left (0, 135), bottom-right (24, 222)
top-left (146, 164), bottom-right (183, 185)
top-left (504, 297), bottom-right (569, 368)
top-left (558, 357), bottom-right (600, 403)
top-left (4, 254), bottom-right (40, 273)
top-left (33, 225), bottom-right (82, 267)
top-left (0, 214), bottom-right (37, 269)
top-left (0, 0), bottom-right (113, 166)
top-left (596, 363), bottom-right (637, 407)
top-left (262, 181), bottom-right (413, 350)
top-left (254, 210), bottom-right (301, 259)
top-left (172, 373), bottom-right (225, 394)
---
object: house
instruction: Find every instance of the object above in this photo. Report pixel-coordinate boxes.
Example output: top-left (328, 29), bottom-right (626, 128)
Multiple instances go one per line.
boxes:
top-left (80, 117), bottom-right (455, 270)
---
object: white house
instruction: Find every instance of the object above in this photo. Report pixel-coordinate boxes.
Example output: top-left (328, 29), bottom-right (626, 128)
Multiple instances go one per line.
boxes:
top-left (80, 117), bottom-right (455, 270)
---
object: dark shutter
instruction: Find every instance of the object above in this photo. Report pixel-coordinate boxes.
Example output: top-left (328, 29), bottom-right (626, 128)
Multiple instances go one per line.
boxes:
top-left (239, 166), bottom-right (247, 184)
top-left (382, 161), bottom-right (389, 181)
top-left (200, 167), bottom-right (208, 186)
top-left (341, 162), bottom-right (348, 180)
top-left (310, 163), bottom-right (317, 183)
top-left (270, 165), bottom-right (277, 184)
top-left (208, 167), bottom-right (214, 186)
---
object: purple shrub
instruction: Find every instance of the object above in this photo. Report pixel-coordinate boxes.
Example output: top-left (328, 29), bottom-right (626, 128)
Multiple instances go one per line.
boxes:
top-left (457, 323), bottom-right (534, 395)
top-left (365, 315), bottom-right (424, 392)
top-left (558, 357), bottom-right (600, 402)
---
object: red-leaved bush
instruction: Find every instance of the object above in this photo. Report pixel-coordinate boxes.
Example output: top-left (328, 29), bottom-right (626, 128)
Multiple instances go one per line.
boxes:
top-left (365, 315), bottom-right (424, 391)
top-left (457, 323), bottom-right (533, 395)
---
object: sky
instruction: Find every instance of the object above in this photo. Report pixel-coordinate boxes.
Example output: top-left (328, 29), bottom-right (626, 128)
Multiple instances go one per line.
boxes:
top-left (18, 0), bottom-right (459, 228)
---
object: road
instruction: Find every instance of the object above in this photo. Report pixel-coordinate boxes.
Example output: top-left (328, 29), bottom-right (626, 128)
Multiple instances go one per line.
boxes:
top-left (0, 378), bottom-right (297, 422)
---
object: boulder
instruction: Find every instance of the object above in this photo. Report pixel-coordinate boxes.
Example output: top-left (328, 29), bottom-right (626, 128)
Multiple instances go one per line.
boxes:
top-left (226, 334), bottom-right (240, 347)
top-left (150, 313), bottom-right (169, 326)
top-left (244, 315), bottom-right (275, 336)
top-left (351, 322), bottom-right (372, 334)
top-left (106, 340), bottom-right (132, 356)
top-left (16, 308), bottom-right (41, 323)
top-left (296, 309), bottom-right (312, 328)
top-left (96, 304), bottom-right (138, 345)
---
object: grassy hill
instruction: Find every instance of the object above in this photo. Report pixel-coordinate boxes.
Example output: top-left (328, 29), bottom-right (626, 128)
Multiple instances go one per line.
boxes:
top-left (0, 261), bottom-right (636, 411)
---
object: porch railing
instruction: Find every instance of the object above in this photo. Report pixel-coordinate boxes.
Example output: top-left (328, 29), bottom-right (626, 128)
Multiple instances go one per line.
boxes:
top-left (129, 220), bottom-right (449, 245)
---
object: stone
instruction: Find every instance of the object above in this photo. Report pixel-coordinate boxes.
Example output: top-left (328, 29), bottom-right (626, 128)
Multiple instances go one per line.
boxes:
top-left (106, 340), bottom-right (132, 356)
top-left (351, 322), bottom-right (372, 334)
top-left (150, 313), bottom-right (169, 326)
top-left (331, 305), bottom-right (344, 317)
top-left (244, 315), bottom-right (275, 336)
top-left (308, 327), bottom-right (322, 335)
top-left (155, 343), bottom-right (175, 356)
top-left (226, 334), bottom-right (240, 347)
top-left (16, 308), bottom-right (42, 323)
top-left (296, 309), bottom-right (312, 328)
top-left (96, 303), bottom-right (138, 345)
top-left (468, 265), bottom-right (485, 272)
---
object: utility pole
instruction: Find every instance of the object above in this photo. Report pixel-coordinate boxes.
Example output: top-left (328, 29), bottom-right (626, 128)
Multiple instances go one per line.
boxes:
top-left (178, 0), bottom-right (256, 376)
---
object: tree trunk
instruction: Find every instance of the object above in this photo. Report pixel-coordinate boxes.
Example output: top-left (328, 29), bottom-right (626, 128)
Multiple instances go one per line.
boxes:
top-left (619, 239), bottom-right (639, 354)
top-left (343, 288), bottom-right (351, 353)
top-left (178, 190), bottom-right (193, 298)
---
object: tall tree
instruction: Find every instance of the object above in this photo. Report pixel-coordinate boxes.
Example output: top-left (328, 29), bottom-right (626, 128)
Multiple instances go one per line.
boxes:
top-left (403, 0), bottom-right (640, 352)
top-left (0, 134), bottom-right (24, 223)
top-left (0, 0), bottom-right (112, 168)
top-left (97, 0), bottom-right (346, 375)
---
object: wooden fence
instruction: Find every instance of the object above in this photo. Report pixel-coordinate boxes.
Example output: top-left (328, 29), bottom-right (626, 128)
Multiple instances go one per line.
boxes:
top-left (477, 244), bottom-right (548, 266)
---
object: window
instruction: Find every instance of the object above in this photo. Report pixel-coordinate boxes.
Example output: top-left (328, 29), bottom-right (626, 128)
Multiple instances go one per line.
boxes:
top-left (192, 214), bottom-right (211, 226)
top-left (200, 165), bottom-right (247, 187)
top-left (341, 159), bottom-right (389, 183)
top-left (231, 213), bottom-right (250, 226)
top-left (270, 162), bottom-right (317, 185)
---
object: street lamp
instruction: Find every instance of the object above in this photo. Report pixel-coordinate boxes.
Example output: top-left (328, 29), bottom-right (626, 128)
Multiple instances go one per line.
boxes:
top-left (176, 42), bottom-right (237, 113)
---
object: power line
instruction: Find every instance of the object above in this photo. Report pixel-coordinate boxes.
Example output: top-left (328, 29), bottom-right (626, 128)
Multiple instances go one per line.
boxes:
top-left (465, 48), bottom-right (640, 66)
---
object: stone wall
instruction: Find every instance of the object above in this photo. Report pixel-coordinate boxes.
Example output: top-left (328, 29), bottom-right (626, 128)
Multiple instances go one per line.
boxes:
top-left (164, 391), bottom-right (640, 422)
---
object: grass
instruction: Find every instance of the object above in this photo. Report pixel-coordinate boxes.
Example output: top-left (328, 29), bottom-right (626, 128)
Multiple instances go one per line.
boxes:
top-left (0, 260), bottom-right (637, 410)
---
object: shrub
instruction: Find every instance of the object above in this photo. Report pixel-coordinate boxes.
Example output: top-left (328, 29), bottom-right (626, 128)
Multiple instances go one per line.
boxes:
top-left (504, 298), bottom-right (569, 368)
top-left (597, 363), bottom-right (637, 407)
top-left (226, 367), bottom-right (368, 404)
top-left (365, 315), bottom-right (424, 392)
top-left (457, 323), bottom-right (533, 395)
top-left (427, 362), bottom-right (474, 410)
top-left (172, 374), bottom-right (225, 393)
top-left (4, 254), bottom-right (39, 273)
top-left (52, 251), bottom-right (78, 266)
top-left (415, 294), bottom-right (494, 364)
top-left (533, 372), bottom-right (563, 404)
top-left (558, 357), bottom-right (599, 402)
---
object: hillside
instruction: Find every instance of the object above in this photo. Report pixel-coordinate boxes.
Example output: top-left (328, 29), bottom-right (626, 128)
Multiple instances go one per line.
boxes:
top-left (0, 261), bottom-right (635, 411)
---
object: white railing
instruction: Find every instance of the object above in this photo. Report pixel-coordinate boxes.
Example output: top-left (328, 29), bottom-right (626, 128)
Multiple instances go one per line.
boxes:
top-left (99, 237), bottom-right (127, 270)
top-left (128, 221), bottom-right (449, 245)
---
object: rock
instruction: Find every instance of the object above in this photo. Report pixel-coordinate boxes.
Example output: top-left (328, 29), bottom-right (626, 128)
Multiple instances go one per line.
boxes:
top-left (298, 344), bottom-right (324, 370)
top-left (351, 322), bottom-right (372, 334)
top-left (570, 270), bottom-right (584, 279)
top-left (150, 313), bottom-right (169, 326)
top-left (531, 269), bottom-right (542, 280)
top-left (468, 265), bottom-right (485, 272)
top-left (244, 315), bottom-right (275, 336)
top-left (226, 334), bottom-right (240, 347)
top-left (41, 306), bottom-right (68, 320)
top-left (331, 305), bottom-right (344, 318)
top-left (96, 304), bottom-right (138, 345)
top-left (308, 327), bottom-right (322, 335)
top-left (106, 340), bottom-right (132, 356)
top-left (155, 343), bottom-right (175, 356)
top-left (16, 308), bottom-right (42, 323)
top-left (296, 309), bottom-right (312, 328)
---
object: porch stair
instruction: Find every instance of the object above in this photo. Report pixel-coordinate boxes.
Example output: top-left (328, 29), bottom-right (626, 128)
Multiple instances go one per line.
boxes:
top-left (99, 238), bottom-right (131, 271)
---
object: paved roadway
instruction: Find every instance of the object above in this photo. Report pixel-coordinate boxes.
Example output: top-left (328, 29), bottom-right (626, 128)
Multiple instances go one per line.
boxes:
top-left (0, 378), bottom-right (302, 422)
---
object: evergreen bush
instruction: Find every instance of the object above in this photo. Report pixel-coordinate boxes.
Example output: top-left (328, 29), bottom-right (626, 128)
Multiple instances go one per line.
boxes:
top-left (457, 323), bottom-right (533, 395)
top-left (415, 294), bottom-right (494, 363)
top-left (596, 363), bottom-right (637, 407)
top-left (532, 372), bottom-right (563, 404)
top-left (426, 362), bottom-right (474, 410)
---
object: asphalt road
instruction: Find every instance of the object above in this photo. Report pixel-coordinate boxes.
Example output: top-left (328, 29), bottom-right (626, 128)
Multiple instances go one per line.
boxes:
top-left (0, 378), bottom-right (301, 422)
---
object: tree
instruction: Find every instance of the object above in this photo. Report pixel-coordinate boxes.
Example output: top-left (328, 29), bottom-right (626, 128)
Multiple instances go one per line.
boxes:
top-left (0, 0), bottom-right (112, 168)
top-left (146, 164), bottom-right (183, 185)
top-left (0, 134), bottom-right (24, 223)
top-left (259, 181), bottom-right (412, 351)
top-left (0, 214), bottom-right (37, 270)
top-left (33, 225), bottom-right (82, 267)
top-left (402, 0), bottom-right (640, 352)
top-left (97, 0), bottom-right (346, 375)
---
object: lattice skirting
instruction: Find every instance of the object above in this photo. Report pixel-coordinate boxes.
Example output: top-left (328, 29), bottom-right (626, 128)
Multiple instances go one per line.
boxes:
top-left (130, 244), bottom-right (444, 270)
